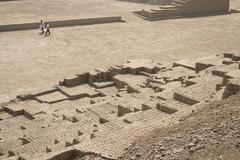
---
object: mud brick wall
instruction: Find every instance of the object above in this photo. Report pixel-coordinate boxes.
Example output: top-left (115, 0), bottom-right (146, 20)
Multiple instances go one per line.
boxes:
top-left (0, 16), bottom-right (123, 32)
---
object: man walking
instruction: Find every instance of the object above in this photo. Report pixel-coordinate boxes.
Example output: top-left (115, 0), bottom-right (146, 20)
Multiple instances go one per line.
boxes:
top-left (45, 23), bottom-right (51, 36)
top-left (39, 20), bottom-right (45, 34)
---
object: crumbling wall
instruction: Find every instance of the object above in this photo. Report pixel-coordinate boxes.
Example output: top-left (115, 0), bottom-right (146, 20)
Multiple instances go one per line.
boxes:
top-left (48, 150), bottom-right (101, 160)
top-left (222, 79), bottom-right (240, 99)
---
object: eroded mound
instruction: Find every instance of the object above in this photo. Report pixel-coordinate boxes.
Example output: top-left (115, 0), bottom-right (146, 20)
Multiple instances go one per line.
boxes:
top-left (121, 91), bottom-right (240, 160)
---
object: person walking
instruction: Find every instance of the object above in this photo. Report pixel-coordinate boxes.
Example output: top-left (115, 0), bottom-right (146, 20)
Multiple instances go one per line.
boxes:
top-left (45, 23), bottom-right (51, 36)
top-left (39, 20), bottom-right (45, 34)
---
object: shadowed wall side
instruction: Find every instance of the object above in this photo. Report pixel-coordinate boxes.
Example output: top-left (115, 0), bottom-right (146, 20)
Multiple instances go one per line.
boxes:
top-left (0, 16), bottom-right (123, 32)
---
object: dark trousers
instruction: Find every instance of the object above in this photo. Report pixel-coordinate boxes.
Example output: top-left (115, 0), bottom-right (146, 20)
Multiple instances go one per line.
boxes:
top-left (45, 29), bottom-right (50, 36)
top-left (40, 27), bottom-right (44, 33)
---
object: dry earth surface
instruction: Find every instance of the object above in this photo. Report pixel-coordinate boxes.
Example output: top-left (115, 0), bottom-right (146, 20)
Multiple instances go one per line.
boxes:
top-left (0, 0), bottom-right (240, 99)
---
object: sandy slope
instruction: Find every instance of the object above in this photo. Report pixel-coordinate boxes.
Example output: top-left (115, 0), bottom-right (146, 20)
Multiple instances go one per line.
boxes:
top-left (121, 93), bottom-right (240, 160)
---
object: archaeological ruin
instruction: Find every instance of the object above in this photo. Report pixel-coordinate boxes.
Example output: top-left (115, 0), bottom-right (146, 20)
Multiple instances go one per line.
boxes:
top-left (134, 0), bottom-right (230, 20)
top-left (0, 0), bottom-right (240, 160)
top-left (1, 53), bottom-right (240, 160)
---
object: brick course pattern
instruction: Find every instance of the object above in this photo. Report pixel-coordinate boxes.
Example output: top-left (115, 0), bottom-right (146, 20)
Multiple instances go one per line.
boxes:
top-left (0, 53), bottom-right (240, 160)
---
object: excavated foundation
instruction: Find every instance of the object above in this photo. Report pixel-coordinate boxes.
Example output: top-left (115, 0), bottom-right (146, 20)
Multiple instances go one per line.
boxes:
top-left (1, 53), bottom-right (240, 160)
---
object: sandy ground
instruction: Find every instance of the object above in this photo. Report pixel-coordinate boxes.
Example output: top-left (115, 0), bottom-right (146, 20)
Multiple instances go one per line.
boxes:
top-left (0, 0), bottom-right (240, 99)
top-left (0, 0), bottom-right (157, 24)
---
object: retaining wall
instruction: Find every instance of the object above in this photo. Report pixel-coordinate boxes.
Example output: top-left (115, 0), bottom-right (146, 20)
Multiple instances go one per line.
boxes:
top-left (0, 16), bottom-right (123, 32)
top-left (134, 0), bottom-right (230, 21)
